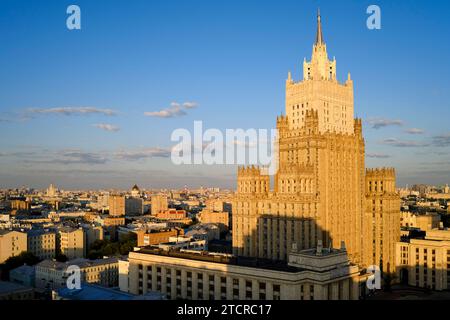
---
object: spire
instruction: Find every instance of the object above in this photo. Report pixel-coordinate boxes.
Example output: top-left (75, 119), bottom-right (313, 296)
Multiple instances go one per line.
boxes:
top-left (315, 8), bottom-right (324, 45)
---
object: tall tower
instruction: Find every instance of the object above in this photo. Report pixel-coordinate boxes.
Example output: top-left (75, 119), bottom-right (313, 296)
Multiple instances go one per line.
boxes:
top-left (286, 10), bottom-right (353, 133)
top-left (233, 11), bottom-right (400, 270)
top-left (364, 168), bottom-right (401, 273)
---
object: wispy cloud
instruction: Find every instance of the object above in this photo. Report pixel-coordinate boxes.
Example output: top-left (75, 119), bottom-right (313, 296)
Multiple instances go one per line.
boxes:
top-left (144, 101), bottom-right (198, 118)
top-left (405, 128), bottom-right (425, 135)
top-left (2, 146), bottom-right (174, 165)
top-left (182, 102), bottom-right (198, 109)
top-left (93, 123), bottom-right (120, 132)
top-left (0, 151), bottom-right (40, 158)
top-left (25, 107), bottom-right (117, 117)
top-left (431, 133), bottom-right (450, 147)
top-left (379, 138), bottom-right (428, 147)
top-left (367, 118), bottom-right (403, 129)
top-left (366, 153), bottom-right (391, 159)
top-left (22, 151), bottom-right (108, 165)
top-left (115, 147), bottom-right (171, 161)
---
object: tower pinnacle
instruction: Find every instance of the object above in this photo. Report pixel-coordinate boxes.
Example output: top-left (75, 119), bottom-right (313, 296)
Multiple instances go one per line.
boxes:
top-left (315, 8), bottom-right (324, 45)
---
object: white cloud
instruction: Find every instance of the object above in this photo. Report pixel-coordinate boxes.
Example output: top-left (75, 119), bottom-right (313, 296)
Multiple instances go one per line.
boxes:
top-left (432, 133), bottom-right (450, 147)
top-left (405, 128), bottom-right (425, 135)
top-left (93, 123), bottom-right (120, 132)
top-left (367, 118), bottom-right (403, 129)
top-left (26, 107), bottom-right (117, 117)
top-left (366, 153), bottom-right (391, 159)
top-left (144, 101), bottom-right (198, 118)
top-left (22, 150), bottom-right (108, 165)
top-left (182, 102), bottom-right (198, 109)
top-left (380, 138), bottom-right (428, 147)
top-left (115, 147), bottom-right (172, 160)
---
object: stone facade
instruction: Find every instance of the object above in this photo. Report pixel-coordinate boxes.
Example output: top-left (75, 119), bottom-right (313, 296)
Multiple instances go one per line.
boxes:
top-left (35, 258), bottom-right (119, 290)
top-left (232, 12), bottom-right (400, 274)
top-left (0, 230), bottom-right (27, 263)
top-left (396, 230), bottom-right (450, 291)
top-left (364, 168), bottom-right (401, 272)
top-left (126, 245), bottom-right (360, 300)
top-left (109, 195), bottom-right (126, 217)
top-left (27, 229), bottom-right (56, 260)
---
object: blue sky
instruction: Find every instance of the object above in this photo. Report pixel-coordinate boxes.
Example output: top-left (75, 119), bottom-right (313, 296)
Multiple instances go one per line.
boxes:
top-left (1, 0), bottom-right (450, 189)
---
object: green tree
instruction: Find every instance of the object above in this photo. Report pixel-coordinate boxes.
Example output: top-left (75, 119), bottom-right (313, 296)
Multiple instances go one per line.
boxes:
top-left (55, 253), bottom-right (68, 262)
top-left (86, 232), bottom-right (137, 259)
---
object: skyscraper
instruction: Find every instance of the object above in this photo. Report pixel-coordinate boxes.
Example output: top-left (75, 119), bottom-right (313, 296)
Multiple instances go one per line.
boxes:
top-left (233, 11), bottom-right (400, 273)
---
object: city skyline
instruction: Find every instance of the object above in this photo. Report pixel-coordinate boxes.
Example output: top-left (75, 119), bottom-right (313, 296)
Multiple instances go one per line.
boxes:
top-left (1, 0), bottom-right (450, 189)
top-left (2, 2), bottom-right (450, 306)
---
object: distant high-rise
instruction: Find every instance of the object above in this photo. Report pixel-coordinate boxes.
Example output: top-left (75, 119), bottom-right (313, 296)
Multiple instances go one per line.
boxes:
top-left (46, 183), bottom-right (57, 197)
top-left (125, 197), bottom-right (144, 216)
top-left (109, 195), bottom-right (126, 217)
top-left (151, 194), bottom-right (168, 216)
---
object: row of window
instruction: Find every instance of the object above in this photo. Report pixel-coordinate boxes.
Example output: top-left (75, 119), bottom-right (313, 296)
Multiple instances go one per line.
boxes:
top-left (138, 265), bottom-right (281, 300)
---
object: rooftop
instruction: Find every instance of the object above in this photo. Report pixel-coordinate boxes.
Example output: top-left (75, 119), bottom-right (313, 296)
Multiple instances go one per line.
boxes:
top-left (0, 281), bottom-right (33, 295)
top-left (56, 283), bottom-right (164, 300)
top-left (10, 265), bottom-right (35, 277)
top-left (27, 228), bottom-right (56, 236)
top-left (135, 246), bottom-right (301, 273)
top-left (37, 257), bottom-right (119, 271)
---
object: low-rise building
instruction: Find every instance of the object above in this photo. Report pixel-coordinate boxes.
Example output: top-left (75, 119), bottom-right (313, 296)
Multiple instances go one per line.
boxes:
top-left (125, 241), bottom-right (360, 300)
top-left (400, 212), bottom-right (441, 231)
top-left (11, 198), bottom-right (31, 211)
top-left (197, 210), bottom-right (229, 230)
top-left (396, 229), bottom-right (450, 290)
top-left (35, 257), bottom-right (119, 290)
top-left (0, 281), bottom-right (34, 300)
top-left (57, 227), bottom-right (84, 259)
top-left (96, 215), bottom-right (126, 227)
top-left (27, 228), bottom-right (56, 260)
top-left (0, 230), bottom-right (27, 263)
top-left (185, 223), bottom-right (221, 242)
top-left (82, 224), bottom-right (104, 255)
top-left (9, 265), bottom-right (35, 287)
top-left (156, 209), bottom-right (187, 220)
top-left (166, 218), bottom-right (193, 228)
top-left (136, 228), bottom-right (183, 247)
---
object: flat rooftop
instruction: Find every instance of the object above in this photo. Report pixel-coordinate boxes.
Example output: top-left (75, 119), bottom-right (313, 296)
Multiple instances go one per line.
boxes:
top-left (0, 281), bottom-right (33, 295)
top-left (57, 283), bottom-right (164, 300)
top-left (37, 257), bottom-right (118, 270)
top-left (136, 246), bottom-right (301, 273)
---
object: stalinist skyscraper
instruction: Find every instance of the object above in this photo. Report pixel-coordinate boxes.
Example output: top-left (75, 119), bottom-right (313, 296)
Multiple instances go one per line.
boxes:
top-left (233, 11), bottom-right (400, 273)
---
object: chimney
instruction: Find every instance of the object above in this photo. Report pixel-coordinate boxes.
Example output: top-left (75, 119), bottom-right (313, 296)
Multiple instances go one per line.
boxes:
top-left (316, 240), bottom-right (323, 256)
top-left (340, 241), bottom-right (346, 251)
